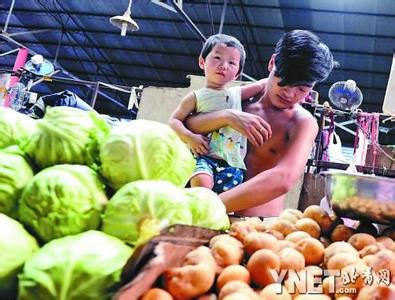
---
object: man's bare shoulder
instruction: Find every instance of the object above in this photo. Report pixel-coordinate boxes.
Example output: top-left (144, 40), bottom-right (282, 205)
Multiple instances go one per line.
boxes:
top-left (291, 104), bottom-right (319, 136)
top-left (292, 104), bottom-right (318, 127)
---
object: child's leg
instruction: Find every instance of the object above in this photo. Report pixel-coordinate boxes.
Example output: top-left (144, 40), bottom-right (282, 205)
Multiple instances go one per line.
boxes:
top-left (190, 173), bottom-right (214, 189)
top-left (212, 165), bottom-right (245, 193)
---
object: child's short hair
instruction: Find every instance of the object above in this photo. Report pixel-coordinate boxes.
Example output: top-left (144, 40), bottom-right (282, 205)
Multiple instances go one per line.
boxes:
top-left (200, 34), bottom-right (246, 76)
top-left (274, 30), bottom-right (338, 86)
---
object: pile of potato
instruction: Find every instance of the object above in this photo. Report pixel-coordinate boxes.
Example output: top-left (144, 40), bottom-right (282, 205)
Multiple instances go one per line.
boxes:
top-left (139, 205), bottom-right (395, 300)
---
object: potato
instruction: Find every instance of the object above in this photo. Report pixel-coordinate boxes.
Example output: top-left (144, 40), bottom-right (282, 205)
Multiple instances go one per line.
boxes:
top-left (218, 280), bottom-right (256, 300)
top-left (197, 294), bottom-right (217, 300)
top-left (165, 246), bottom-right (217, 299)
top-left (330, 224), bottom-right (355, 242)
top-left (377, 236), bottom-right (394, 248)
top-left (278, 240), bottom-right (295, 251)
top-left (282, 208), bottom-right (303, 219)
top-left (368, 249), bottom-right (395, 280)
top-left (357, 284), bottom-right (395, 300)
top-left (229, 218), bottom-right (265, 242)
top-left (264, 229), bottom-right (285, 240)
top-left (247, 249), bottom-right (280, 287)
top-left (141, 288), bottom-right (173, 300)
top-left (279, 211), bottom-right (299, 224)
top-left (244, 217), bottom-right (266, 231)
top-left (348, 233), bottom-right (376, 251)
top-left (295, 218), bottom-right (321, 239)
top-left (279, 247), bottom-right (305, 271)
top-left (244, 232), bottom-right (279, 256)
top-left (295, 237), bottom-right (324, 265)
top-left (217, 265), bottom-right (250, 290)
top-left (302, 205), bottom-right (333, 236)
top-left (359, 242), bottom-right (386, 257)
top-left (285, 231), bottom-right (311, 244)
top-left (268, 219), bottom-right (297, 237)
top-left (229, 221), bottom-right (257, 243)
top-left (326, 252), bottom-right (362, 275)
top-left (259, 283), bottom-right (292, 299)
top-left (223, 292), bottom-right (256, 300)
top-left (294, 295), bottom-right (331, 299)
top-left (209, 234), bottom-right (237, 248)
top-left (210, 235), bottom-right (244, 271)
top-left (362, 254), bottom-right (375, 267)
top-left (324, 242), bottom-right (359, 267)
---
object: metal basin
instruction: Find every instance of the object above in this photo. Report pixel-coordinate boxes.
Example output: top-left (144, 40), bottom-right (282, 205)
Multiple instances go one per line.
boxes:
top-left (324, 171), bottom-right (395, 225)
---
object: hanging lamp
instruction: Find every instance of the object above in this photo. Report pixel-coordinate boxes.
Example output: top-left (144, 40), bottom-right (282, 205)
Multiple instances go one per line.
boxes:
top-left (110, 0), bottom-right (139, 36)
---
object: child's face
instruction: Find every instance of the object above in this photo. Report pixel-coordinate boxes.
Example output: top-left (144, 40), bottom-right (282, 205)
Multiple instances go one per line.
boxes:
top-left (199, 43), bottom-right (241, 88)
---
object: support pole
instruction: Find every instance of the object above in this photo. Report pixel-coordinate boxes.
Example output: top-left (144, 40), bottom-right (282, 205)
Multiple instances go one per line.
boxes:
top-left (170, 0), bottom-right (256, 82)
top-left (2, 0), bottom-right (15, 34)
top-left (3, 48), bottom-right (28, 107)
top-left (91, 81), bottom-right (100, 108)
top-left (0, 33), bottom-right (126, 109)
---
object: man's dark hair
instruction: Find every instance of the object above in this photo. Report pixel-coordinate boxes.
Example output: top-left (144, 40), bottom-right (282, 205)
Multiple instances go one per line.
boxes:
top-left (274, 30), bottom-right (338, 86)
top-left (200, 34), bottom-right (246, 76)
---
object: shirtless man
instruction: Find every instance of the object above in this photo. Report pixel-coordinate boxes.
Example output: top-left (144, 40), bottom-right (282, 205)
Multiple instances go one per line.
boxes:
top-left (186, 30), bottom-right (337, 217)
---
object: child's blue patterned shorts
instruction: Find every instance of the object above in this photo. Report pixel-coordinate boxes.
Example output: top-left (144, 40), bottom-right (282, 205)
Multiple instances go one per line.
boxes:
top-left (193, 156), bottom-right (245, 193)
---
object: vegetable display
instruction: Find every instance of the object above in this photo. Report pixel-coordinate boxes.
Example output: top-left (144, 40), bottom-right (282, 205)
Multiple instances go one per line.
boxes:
top-left (99, 119), bottom-right (195, 189)
top-left (23, 107), bottom-right (110, 169)
top-left (18, 164), bottom-right (108, 242)
top-left (102, 180), bottom-right (192, 246)
top-left (0, 146), bottom-right (34, 217)
top-left (184, 187), bottom-right (230, 230)
top-left (0, 107), bottom-right (37, 149)
top-left (18, 231), bottom-right (133, 300)
top-left (0, 108), bottom-right (234, 299)
top-left (0, 214), bottom-right (38, 299)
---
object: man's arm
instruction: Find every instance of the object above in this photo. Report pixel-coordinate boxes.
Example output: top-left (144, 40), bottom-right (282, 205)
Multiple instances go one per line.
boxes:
top-left (185, 109), bottom-right (271, 147)
top-left (220, 116), bottom-right (318, 213)
top-left (240, 78), bottom-right (267, 101)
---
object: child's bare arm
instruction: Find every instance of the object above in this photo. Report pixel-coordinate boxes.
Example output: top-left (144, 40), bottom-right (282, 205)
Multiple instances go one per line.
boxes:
top-left (168, 92), bottom-right (196, 142)
top-left (240, 78), bottom-right (267, 101)
top-left (168, 92), bottom-right (209, 156)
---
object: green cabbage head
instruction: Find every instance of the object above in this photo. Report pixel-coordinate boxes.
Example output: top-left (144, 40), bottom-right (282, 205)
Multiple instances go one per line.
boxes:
top-left (0, 107), bottom-right (37, 149)
top-left (184, 187), bottom-right (230, 230)
top-left (23, 106), bottom-right (110, 169)
top-left (0, 146), bottom-right (34, 217)
top-left (18, 230), bottom-right (133, 300)
top-left (18, 164), bottom-right (108, 242)
top-left (102, 180), bottom-right (192, 246)
top-left (100, 119), bottom-right (195, 189)
top-left (0, 214), bottom-right (38, 299)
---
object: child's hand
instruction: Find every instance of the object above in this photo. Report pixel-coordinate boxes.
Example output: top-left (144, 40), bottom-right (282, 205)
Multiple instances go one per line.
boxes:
top-left (187, 134), bottom-right (209, 156)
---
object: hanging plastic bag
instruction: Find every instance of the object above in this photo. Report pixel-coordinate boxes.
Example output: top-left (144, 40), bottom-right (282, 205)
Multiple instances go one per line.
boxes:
top-left (327, 131), bottom-right (347, 163)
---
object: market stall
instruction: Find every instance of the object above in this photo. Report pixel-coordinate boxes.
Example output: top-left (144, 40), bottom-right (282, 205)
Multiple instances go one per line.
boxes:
top-left (1, 1), bottom-right (395, 299)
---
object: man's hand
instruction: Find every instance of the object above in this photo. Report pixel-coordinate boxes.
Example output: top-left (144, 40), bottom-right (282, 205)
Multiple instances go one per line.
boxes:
top-left (228, 110), bottom-right (272, 147)
top-left (186, 133), bottom-right (209, 156)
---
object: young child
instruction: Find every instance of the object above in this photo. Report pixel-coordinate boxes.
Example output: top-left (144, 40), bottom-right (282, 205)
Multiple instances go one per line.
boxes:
top-left (169, 34), bottom-right (268, 193)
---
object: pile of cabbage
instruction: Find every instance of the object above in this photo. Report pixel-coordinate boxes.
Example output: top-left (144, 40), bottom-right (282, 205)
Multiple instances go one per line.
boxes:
top-left (0, 107), bottom-right (230, 300)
